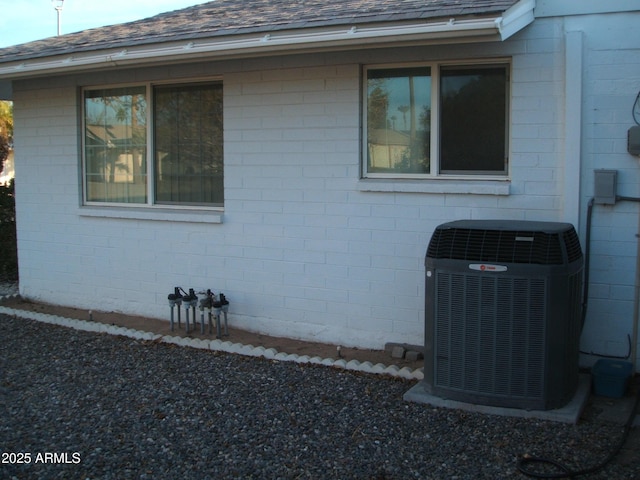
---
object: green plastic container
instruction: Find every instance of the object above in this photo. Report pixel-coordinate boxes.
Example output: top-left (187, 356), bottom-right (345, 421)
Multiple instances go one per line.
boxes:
top-left (591, 359), bottom-right (633, 398)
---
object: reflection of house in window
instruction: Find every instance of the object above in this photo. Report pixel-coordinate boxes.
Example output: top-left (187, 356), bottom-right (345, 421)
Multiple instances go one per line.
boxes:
top-left (367, 128), bottom-right (411, 170)
top-left (85, 124), bottom-right (146, 184)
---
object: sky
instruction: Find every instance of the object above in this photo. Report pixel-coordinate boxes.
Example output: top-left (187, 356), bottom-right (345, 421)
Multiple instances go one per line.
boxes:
top-left (0, 0), bottom-right (207, 48)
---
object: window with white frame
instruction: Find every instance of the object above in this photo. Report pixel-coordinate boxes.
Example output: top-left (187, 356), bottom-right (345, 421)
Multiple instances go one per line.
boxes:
top-left (364, 62), bottom-right (509, 178)
top-left (83, 81), bottom-right (223, 207)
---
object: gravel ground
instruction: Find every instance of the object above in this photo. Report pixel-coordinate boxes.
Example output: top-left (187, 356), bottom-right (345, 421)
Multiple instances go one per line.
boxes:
top-left (0, 315), bottom-right (638, 480)
top-left (0, 282), bottom-right (18, 297)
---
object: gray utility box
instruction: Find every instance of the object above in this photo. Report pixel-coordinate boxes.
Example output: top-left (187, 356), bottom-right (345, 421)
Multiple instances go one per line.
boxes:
top-left (423, 220), bottom-right (583, 411)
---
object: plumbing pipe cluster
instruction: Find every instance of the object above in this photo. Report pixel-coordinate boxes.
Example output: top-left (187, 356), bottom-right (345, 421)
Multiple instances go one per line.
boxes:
top-left (199, 289), bottom-right (230, 338)
top-left (167, 287), bottom-right (230, 338)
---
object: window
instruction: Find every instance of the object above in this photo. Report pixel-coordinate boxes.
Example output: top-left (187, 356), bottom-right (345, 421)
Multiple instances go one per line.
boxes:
top-left (83, 81), bottom-right (223, 207)
top-left (84, 87), bottom-right (148, 203)
top-left (364, 62), bottom-right (509, 178)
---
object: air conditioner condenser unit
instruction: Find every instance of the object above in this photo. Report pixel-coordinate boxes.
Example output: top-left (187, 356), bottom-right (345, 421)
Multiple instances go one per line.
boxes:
top-left (421, 220), bottom-right (583, 411)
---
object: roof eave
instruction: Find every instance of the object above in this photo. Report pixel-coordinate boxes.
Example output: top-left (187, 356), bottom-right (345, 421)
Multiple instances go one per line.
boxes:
top-left (0, 1), bottom-right (535, 83)
top-left (498, 0), bottom-right (535, 39)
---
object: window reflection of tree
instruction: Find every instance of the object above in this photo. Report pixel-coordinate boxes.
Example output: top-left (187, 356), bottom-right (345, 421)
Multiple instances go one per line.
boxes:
top-left (85, 90), bottom-right (147, 202)
top-left (367, 74), bottom-right (430, 174)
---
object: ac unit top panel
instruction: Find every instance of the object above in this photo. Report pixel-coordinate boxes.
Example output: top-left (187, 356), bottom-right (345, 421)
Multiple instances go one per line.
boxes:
top-left (426, 220), bottom-right (582, 266)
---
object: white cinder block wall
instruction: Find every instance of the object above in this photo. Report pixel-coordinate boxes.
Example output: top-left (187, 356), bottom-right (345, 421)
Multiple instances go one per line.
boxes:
top-left (567, 12), bottom-right (640, 367)
top-left (11, 12), bottom-right (640, 364)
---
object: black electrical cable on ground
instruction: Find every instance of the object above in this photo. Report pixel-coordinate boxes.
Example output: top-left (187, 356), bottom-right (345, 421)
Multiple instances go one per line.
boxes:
top-left (516, 385), bottom-right (640, 478)
top-left (517, 192), bottom-right (640, 478)
top-left (580, 334), bottom-right (632, 360)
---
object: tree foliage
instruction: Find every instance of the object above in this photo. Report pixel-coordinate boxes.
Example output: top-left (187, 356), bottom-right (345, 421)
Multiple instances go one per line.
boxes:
top-left (0, 100), bottom-right (17, 281)
top-left (0, 178), bottom-right (17, 281)
top-left (0, 101), bottom-right (13, 174)
top-left (367, 79), bottom-right (389, 131)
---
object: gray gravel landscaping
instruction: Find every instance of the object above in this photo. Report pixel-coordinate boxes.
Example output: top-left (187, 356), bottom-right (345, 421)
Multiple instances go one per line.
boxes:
top-left (0, 314), bottom-right (638, 480)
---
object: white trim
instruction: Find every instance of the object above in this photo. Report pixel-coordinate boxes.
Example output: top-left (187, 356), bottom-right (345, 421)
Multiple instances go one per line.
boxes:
top-left (535, 0), bottom-right (639, 17)
top-left (357, 178), bottom-right (510, 195)
top-left (0, 1), bottom-right (535, 80)
top-left (563, 31), bottom-right (582, 226)
top-left (498, 0), bottom-right (536, 40)
top-left (78, 206), bottom-right (223, 224)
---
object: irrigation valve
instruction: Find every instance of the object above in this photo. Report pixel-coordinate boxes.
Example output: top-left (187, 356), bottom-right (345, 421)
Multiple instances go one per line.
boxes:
top-left (167, 287), bottom-right (230, 337)
top-left (167, 293), bottom-right (178, 307)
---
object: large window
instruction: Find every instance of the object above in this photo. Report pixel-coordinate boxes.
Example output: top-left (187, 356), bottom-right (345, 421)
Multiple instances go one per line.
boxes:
top-left (84, 81), bottom-right (223, 207)
top-left (364, 62), bottom-right (509, 178)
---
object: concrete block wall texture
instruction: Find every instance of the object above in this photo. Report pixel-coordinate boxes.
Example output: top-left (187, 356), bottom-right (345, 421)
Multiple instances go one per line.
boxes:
top-left (572, 11), bottom-right (640, 366)
top-left (10, 14), bottom-right (639, 360)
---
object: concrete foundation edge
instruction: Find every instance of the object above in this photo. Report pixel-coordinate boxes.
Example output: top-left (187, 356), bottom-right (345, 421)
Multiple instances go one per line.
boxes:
top-left (403, 373), bottom-right (591, 424)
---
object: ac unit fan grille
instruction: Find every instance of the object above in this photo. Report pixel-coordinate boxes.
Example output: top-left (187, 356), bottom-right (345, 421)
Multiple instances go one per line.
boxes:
top-left (427, 227), bottom-right (582, 265)
top-left (434, 272), bottom-right (546, 400)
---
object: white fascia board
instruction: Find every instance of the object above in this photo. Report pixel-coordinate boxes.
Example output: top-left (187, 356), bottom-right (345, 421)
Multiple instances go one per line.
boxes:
top-left (0, 8), bottom-right (534, 80)
top-left (536, 0), bottom-right (639, 17)
top-left (498, 0), bottom-right (536, 40)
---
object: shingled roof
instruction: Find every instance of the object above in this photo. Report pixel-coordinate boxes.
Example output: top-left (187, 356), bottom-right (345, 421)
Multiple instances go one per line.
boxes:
top-left (0, 0), bottom-right (526, 63)
top-left (0, 0), bottom-right (534, 94)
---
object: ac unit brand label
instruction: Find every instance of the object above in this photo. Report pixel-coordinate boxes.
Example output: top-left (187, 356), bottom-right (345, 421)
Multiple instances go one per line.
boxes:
top-left (469, 263), bottom-right (508, 272)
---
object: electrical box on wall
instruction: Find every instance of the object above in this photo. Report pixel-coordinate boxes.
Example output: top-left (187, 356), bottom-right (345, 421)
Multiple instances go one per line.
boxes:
top-left (629, 126), bottom-right (640, 156)
top-left (594, 169), bottom-right (617, 205)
